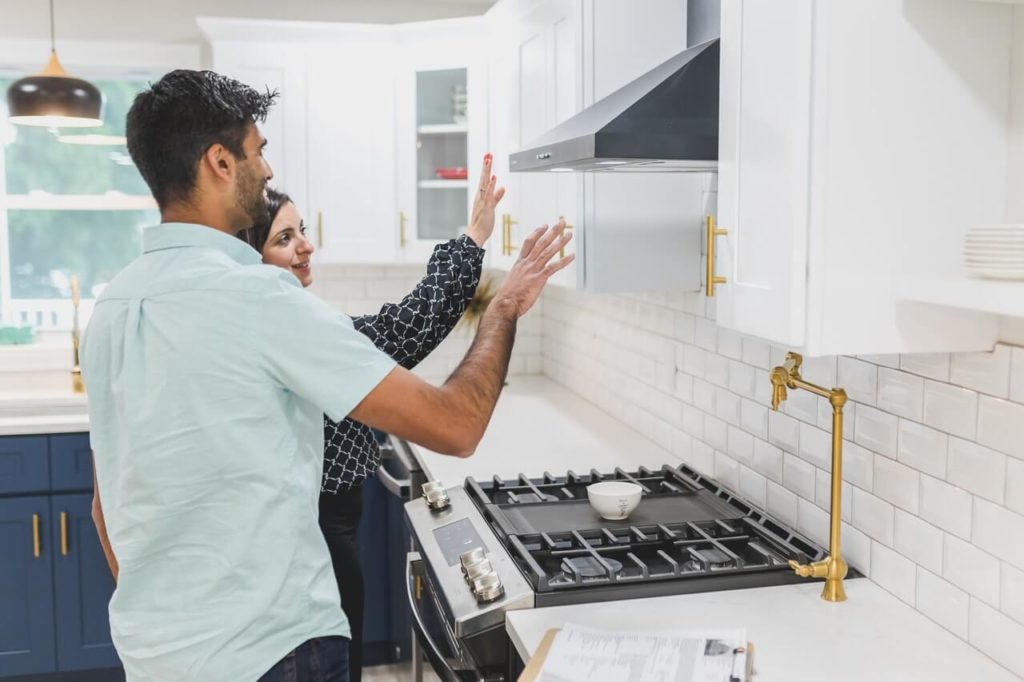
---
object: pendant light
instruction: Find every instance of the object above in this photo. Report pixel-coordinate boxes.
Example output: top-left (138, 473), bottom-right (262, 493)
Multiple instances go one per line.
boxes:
top-left (6, 0), bottom-right (103, 127)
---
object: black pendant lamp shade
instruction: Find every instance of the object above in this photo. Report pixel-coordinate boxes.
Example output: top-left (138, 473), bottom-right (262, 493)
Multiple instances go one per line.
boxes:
top-left (6, 0), bottom-right (103, 127)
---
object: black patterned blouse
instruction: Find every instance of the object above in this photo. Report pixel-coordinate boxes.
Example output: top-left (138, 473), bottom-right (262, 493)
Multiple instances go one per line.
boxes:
top-left (321, 234), bottom-right (485, 493)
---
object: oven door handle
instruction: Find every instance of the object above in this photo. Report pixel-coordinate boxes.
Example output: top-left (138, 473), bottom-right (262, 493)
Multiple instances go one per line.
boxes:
top-left (377, 436), bottom-right (414, 498)
top-left (406, 552), bottom-right (477, 682)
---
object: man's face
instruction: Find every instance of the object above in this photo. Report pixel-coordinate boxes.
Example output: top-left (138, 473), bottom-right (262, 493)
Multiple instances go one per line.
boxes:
top-left (234, 124), bottom-right (273, 226)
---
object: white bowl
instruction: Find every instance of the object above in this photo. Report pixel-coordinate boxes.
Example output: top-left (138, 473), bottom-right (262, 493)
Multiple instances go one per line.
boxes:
top-left (587, 481), bottom-right (643, 520)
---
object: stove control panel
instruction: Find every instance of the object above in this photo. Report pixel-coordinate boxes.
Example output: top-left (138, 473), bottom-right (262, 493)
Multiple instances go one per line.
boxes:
top-left (422, 480), bottom-right (451, 511)
top-left (460, 547), bottom-right (505, 603)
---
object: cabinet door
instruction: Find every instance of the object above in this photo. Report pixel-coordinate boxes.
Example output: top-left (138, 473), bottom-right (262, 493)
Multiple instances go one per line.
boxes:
top-left (52, 494), bottom-right (120, 671)
top-left (0, 435), bottom-right (49, 495)
top-left (487, 9), bottom-right (522, 272)
top-left (49, 433), bottom-right (92, 492)
top-left (308, 41), bottom-right (398, 264)
top-left (210, 42), bottom-right (309, 213)
top-left (0, 497), bottom-right (56, 676)
top-left (716, 0), bottom-right (814, 346)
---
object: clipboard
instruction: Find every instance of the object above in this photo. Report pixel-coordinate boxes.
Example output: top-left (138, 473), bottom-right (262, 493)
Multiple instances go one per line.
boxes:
top-left (516, 628), bottom-right (756, 682)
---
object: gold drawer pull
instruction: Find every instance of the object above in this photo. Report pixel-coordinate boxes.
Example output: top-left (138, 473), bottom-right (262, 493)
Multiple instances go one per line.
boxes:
top-left (502, 214), bottom-right (519, 256)
top-left (60, 511), bottom-right (68, 556)
top-left (706, 215), bottom-right (728, 297)
top-left (32, 513), bottom-right (41, 559)
top-left (559, 217), bottom-right (574, 258)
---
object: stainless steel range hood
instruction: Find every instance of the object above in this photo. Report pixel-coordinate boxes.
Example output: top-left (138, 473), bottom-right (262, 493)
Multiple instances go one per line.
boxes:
top-left (510, 1), bottom-right (720, 173)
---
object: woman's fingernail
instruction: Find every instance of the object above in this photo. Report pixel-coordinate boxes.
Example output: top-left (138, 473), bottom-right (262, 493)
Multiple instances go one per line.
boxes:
top-left (484, 153), bottom-right (493, 163)
top-left (491, 175), bottom-right (496, 183)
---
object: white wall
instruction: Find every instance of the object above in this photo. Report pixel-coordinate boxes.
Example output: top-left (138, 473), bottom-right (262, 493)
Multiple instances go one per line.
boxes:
top-left (541, 285), bottom-right (1024, 678)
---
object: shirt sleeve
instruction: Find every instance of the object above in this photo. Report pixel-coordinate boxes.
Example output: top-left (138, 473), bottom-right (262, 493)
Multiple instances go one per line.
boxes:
top-left (351, 234), bottom-right (485, 369)
top-left (256, 270), bottom-right (396, 423)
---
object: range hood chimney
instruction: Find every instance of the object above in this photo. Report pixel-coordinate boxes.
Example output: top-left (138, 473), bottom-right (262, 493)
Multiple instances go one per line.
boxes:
top-left (510, 0), bottom-right (720, 173)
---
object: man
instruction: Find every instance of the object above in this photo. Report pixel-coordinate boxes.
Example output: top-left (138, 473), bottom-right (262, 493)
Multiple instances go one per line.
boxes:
top-left (82, 69), bottom-right (572, 682)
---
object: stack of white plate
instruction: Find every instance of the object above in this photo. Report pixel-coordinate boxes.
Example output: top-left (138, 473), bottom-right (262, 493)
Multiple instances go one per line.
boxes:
top-left (964, 225), bottom-right (1024, 281)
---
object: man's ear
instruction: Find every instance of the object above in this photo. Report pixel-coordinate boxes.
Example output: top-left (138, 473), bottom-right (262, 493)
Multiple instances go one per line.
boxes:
top-left (202, 143), bottom-right (235, 183)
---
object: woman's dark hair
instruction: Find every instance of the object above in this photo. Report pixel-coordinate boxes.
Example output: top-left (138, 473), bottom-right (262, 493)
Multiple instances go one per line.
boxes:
top-left (238, 187), bottom-right (292, 252)
top-left (126, 69), bottom-right (278, 209)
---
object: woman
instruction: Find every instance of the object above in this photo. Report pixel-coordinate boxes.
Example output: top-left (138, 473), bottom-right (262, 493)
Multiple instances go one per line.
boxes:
top-left (239, 155), bottom-right (504, 682)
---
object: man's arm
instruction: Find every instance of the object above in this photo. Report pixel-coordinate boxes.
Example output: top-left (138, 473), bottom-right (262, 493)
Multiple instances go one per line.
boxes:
top-left (91, 465), bottom-right (119, 583)
top-left (350, 221), bottom-right (573, 457)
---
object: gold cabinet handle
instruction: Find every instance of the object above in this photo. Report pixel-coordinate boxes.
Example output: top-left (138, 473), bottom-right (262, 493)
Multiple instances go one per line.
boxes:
top-left (399, 211), bottom-right (408, 248)
top-left (502, 214), bottom-right (519, 256)
top-left (559, 216), bottom-right (574, 258)
top-left (705, 214), bottom-right (728, 297)
top-left (32, 513), bottom-right (41, 559)
top-left (316, 211), bottom-right (324, 249)
top-left (60, 511), bottom-right (68, 556)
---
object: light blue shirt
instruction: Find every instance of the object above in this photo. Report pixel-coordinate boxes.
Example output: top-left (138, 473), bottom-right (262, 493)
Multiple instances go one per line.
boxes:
top-left (81, 223), bottom-right (396, 681)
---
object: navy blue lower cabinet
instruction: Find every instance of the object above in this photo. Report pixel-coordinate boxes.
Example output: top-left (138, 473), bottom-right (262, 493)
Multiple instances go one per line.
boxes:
top-left (0, 436), bottom-right (50, 496)
top-left (0, 496), bottom-right (57, 676)
top-left (50, 494), bottom-right (119, 672)
top-left (49, 434), bottom-right (93, 493)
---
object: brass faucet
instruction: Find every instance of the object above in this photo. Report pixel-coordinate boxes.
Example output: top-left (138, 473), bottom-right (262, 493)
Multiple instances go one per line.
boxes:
top-left (70, 276), bottom-right (84, 394)
top-left (769, 352), bottom-right (848, 602)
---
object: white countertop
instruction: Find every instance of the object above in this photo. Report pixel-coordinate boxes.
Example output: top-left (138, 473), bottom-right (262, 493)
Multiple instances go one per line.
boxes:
top-left (0, 413), bottom-right (90, 436)
top-left (506, 580), bottom-right (1021, 682)
top-left (408, 375), bottom-right (681, 485)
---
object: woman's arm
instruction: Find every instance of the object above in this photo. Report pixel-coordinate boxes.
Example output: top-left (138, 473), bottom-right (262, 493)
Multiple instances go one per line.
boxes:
top-left (351, 235), bottom-right (484, 369)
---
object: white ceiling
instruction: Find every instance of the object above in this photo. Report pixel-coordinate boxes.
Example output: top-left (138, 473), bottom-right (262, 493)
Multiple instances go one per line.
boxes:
top-left (0, 0), bottom-right (497, 44)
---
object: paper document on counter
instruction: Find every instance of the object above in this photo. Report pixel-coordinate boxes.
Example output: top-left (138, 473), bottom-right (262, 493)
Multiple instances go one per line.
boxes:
top-left (534, 623), bottom-right (751, 682)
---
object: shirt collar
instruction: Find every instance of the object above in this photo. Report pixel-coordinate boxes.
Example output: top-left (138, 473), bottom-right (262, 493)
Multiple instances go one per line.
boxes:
top-left (142, 222), bottom-right (262, 266)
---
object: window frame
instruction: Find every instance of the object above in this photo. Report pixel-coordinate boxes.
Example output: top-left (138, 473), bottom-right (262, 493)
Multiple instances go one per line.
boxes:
top-left (0, 38), bottom-right (200, 329)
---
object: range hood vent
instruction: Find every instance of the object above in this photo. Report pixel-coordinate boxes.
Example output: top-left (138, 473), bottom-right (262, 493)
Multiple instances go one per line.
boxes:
top-left (510, 38), bottom-right (719, 173)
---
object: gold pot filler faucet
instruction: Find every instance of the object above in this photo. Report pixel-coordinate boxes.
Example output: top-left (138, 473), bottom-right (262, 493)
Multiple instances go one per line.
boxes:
top-left (769, 352), bottom-right (848, 602)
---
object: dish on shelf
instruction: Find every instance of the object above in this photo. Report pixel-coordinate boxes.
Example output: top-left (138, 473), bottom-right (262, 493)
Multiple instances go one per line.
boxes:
top-left (963, 224), bottom-right (1024, 281)
top-left (434, 167), bottom-right (468, 180)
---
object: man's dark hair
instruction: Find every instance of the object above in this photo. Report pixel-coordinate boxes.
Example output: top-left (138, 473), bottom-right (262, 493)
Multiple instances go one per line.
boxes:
top-left (126, 70), bottom-right (278, 209)
top-left (238, 187), bottom-right (293, 252)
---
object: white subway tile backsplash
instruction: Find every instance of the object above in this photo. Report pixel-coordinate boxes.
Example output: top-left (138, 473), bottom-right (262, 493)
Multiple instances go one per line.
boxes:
top-left (920, 475), bottom-right (973, 539)
top-left (946, 437), bottom-right (1006, 504)
top-left (897, 420), bottom-right (948, 479)
top-left (727, 426), bottom-right (754, 465)
top-left (766, 481), bottom-right (799, 527)
top-left (877, 368), bottom-right (924, 421)
top-left (739, 466), bottom-right (768, 508)
top-left (943, 535), bottom-right (1001, 607)
top-left (768, 410), bottom-right (800, 454)
top-left (923, 381), bottom-right (978, 440)
top-left (977, 396), bottom-right (1024, 461)
top-left (843, 441), bottom-right (874, 492)
top-left (894, 510), bottom-right (943, 574)
top-left (740, 399), bottom-right (769, 440)
top-left (783, 453), bottom-right (816, 501)
top-left (972, 499), bottom-right (1024, 572)
top-left (969, 599), bottom-right (1024, 679)
top-left (874, 455), bottom-right (920, 514)
top-left (539, 286), bottom-right (1024, 663)
top-left (799, 423), bottom-right (832, 471)
top-left (950, 346), bottom-right (1011, 398)
top-left (1008, 459), bottom-right (1024, 516)
top-left (695, 317), bottom-right (717, 351)
top-left (900, 353), bottom-right (951, 382)
top-left (741, 337), bottom-right (771, 369)
top-left (752, 439), bottom-right (784, 484)
top-left (838, 356), bottom-right (877, 405)
top-left (854, 405), bottom-right (899, 459)
top-left (714, 452), bottom-right (740, 491)
top-left (852, 487), bottom-right (895, 546)
top-left (916, 568), bottom-right (970, 640)
top-left (1003, 563), bottom-right (1024, 626)
top-left (871, 541), bottom-right (917, 605)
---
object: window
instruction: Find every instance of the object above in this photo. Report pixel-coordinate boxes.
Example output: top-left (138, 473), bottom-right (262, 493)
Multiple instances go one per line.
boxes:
top-left (0, 76), bottom-right (159, 329)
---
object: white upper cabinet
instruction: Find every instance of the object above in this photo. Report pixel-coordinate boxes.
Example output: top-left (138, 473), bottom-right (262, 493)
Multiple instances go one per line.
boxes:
top-left (394, 19), bottom-right (487, 264)
top-left (716, 0), bottom-right (1012, 356)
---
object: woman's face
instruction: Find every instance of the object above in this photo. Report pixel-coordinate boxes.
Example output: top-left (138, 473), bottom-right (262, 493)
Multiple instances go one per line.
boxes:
top-left (261, 201), bottom-right (315, 287)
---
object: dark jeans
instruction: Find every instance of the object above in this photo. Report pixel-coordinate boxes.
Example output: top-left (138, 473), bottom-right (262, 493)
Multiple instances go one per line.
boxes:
top-left (318, 486), bottom-right (365, 682)
top-left (259, 636), bottom-right (350, 682)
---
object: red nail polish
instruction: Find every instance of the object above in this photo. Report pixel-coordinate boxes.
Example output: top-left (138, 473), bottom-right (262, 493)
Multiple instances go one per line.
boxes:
top-left (491, 175), bottom-right (496, 183)
top-left (484, 153), bottom-right (493, 163)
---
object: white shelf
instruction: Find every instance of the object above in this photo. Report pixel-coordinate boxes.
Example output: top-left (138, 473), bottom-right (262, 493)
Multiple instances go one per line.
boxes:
top-left (900, 274), bottom-right (1024, 318)
top-left (417, 123), bottom-right (468, 135)
top-left (418, 180), bottom-right (468, 189)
